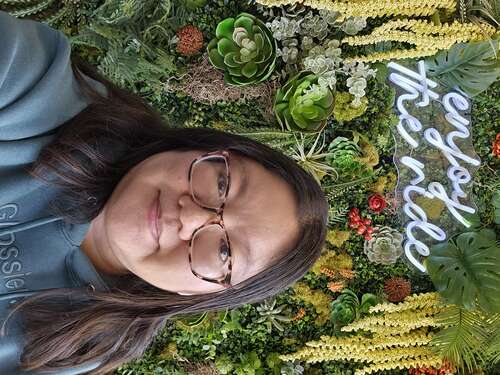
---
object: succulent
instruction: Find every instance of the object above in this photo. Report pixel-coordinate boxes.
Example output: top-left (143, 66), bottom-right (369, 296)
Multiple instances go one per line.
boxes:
top-left (363, 226), bottom-right (404, 265)
top-left (301, 10), bottom-right (329, 40)
top-left (207, 12), bottom-right (277, 86)
top-left (325, 136), bottom-right (367, 177)
top-left (342, 62), bottom-right (376, 107)
top-left (266, 16), bottom-right (301, 41)
top-left (277, 38), bottom-right (300, 64)
top-left (341, 17), bottom-right (367, 35)
top-left (301, 36), bottom-right (315, 52)
top-left (384, 277), bottom-right (412, 302)
top-left (274, 71), bottom-right (335, 132)
top-left (280, 360), bottom-right (305, 375)
top-left (318, 8), bottom-right (341, 25)
top-left (176, 25), bottom-right (204, 56)
top-left (255, 297), bottom-right (292, 333)
top-left (302, 39), bottom-right (342, 76)
top-left (330, 289), bottom-right (378, 331)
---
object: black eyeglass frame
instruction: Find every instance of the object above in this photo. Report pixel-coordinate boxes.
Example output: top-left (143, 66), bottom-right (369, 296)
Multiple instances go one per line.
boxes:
top-left (187, 150), bottom-right (233, 289)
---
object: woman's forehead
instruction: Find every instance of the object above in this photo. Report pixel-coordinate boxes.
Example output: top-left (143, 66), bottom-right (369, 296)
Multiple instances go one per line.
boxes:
top-left (225, 153), bottom-right (300, 283)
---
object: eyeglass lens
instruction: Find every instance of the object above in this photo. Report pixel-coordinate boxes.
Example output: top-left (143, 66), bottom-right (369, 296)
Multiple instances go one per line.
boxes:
top-left (189, 156), bottom-right (231, 283)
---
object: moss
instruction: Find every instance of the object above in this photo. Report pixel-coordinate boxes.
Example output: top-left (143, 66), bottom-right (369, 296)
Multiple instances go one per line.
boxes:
top-left (333, 92), bottom-right (369, 122)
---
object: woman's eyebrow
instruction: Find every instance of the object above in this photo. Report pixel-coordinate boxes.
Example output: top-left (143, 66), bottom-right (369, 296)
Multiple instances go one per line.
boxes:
top-left (229, 158), bottom-right (252, 279)
top-left (234, 158), bottom-right (250, 200)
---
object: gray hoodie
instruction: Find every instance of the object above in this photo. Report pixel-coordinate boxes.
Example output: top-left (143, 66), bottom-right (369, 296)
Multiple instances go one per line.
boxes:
top-left (0, 10), bottom-right (116, 374)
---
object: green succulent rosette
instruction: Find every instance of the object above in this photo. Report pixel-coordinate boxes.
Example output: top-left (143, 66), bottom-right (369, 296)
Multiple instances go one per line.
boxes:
top-left (274, 71), bottom-right (335, 132)
top-left (330, 289), bottom-right (378, 332)
top-left (331, 289), bottom-right (359, 328)
top-left (207, 12), bottom-right (277, 86)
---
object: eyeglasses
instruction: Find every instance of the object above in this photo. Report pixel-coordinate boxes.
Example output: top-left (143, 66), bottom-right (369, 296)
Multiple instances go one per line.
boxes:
top-left (187, 150), bottom-right (233, 289)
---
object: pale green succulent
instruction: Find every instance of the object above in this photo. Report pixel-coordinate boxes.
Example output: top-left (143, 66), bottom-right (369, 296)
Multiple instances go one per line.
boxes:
top-left (364, 226), bottom-right (404, 265)
top-left (207, 12), bottom-right (277, 86)
top-left (255, 297), bottom-right (292, 333)
top-left (341, 17), bottom-right (367, 35)
top-left (301, 10), bottom-right (329, 40)
top-left (277, 38), bottom-right (299, 64)
top-left (302, 39), bottom-right (342, 91)
top-left (318, 8), bottom-right (341, 25)
top-left (274, 71), bottom-right (335, 132)
top-left (342, 62), bottom-right (376, 107)
top-left (266, 16), bottom-right (301, 41)
top-left (281, 360), bottom-right (305, 375)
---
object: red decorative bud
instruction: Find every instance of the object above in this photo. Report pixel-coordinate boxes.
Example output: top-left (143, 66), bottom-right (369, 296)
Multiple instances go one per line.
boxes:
top-left (368, 193), bottom-right (387, 214)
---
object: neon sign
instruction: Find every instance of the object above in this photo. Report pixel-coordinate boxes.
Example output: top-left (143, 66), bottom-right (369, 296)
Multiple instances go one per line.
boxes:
top-left (387, 60), bottom-right (480, 272)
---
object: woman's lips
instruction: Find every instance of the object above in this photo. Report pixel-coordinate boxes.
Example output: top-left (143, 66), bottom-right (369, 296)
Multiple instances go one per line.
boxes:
top-left (148, 192), bottom-right (160, 244)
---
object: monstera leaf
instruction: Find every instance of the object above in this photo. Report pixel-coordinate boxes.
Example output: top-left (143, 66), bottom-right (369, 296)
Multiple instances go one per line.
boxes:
top-left (425, 38), bottom-right (500, 97)
top-left (425, 229), bottom-right (500, 313)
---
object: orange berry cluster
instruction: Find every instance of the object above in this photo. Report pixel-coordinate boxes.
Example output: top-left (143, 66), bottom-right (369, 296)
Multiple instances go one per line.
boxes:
top-left (348, 208), bottom-right (374, 240)
top-left (409, 360), bottom-right (455, 375)
top-left (327, 281), bottom-right (345, 292)
top-left (493, 134), bottom-right (500, 158)
top-left (292, 307), bottom-right (306, 322)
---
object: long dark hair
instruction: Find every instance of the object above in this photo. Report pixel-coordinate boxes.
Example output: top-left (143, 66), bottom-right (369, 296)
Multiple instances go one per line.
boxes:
top-left (0, 55), bottom-right (329, 374)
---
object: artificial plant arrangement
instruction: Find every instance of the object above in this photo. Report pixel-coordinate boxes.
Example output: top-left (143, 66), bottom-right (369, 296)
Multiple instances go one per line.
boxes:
top-left (2, 0), bottom-right (499, 374)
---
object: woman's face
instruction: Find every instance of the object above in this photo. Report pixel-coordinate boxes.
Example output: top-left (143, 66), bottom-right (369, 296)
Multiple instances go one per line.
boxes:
top-left (80, 149), bottom-right (301, 295)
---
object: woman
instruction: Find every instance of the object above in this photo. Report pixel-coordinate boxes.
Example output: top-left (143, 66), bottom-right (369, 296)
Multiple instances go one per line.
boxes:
top-left (0, 10), bottom-right (329, 375)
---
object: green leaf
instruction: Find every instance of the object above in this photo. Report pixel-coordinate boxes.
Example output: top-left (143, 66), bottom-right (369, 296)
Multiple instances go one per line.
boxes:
top-left (224, 52), bottom-right (240, 68)
top-left (493, 190), bottom-right (500, 224)
top-left (425, 39), bottom-right (500, 97)
top-left (426, 229), bottom-right (500, 313)
top-left (241, 61), bottom-right (258, 78)
top-left (218, 38), bottom-right (238, 56)
top-left (359, 293), bottom-right (378, 314)
top-left (234, 15), bottom-right (254, 34)
top-left (216, 17), bottom-right (235, 39)
top-left (208, 44), bottom-right (226, 70)
top-left (431, 305), bottom-right (493, 373)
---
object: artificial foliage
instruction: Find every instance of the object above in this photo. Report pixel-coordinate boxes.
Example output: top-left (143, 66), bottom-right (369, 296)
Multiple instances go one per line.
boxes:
top-left (425, 228), bottom-right (500, 313)
top-left (274, 71), bottom-right (335, 132)
top-left (384, 277), bottom-right (412, 303)
top-left (207, 12), bottom-right (277, 86)
top-left (3, 0), bottom-right (499, 374)
top-left (255, 0), bottom-right (456, 20)
top-left (430, 304), bottom-right (500, 373)
top-left (425, 37), bottom-right (500, 97)
top-left (363, 226), bottom-right (404, 265)
top-left (280, 293), bottom-right (448, 375)
top-left (342, 18), bottom-right (497, 63)
top-left (330, 289), bottom-right (378, 331)
top-left (175, 25), bottom-right (204, 56)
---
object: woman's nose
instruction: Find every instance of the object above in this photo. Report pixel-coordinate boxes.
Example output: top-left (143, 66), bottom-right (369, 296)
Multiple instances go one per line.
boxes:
top-left (177, 194), bottom-right (219, 241)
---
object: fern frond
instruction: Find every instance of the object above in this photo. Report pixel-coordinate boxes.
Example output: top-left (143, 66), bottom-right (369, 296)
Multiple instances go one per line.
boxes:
top-left (45, 5), bottom-right (69, 26)
top-left (69, 29), bottom-right (110, 50)
top-left (328, 206), bottom-right (349, 225)
top-left (484, 313), bottom-right (500, 364)
top-left (8, 0), bottom-right (55, 17)
top-left (0, 0), bottom-right (34, 4)
top-left (431, 305), bottom-right (491, 372)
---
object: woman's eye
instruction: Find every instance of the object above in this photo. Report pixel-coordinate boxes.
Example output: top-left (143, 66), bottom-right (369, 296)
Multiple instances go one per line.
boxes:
top-left (217, 174), bottom-right (227, 196)
top-left (219, 240), bottom-right (229, 263)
